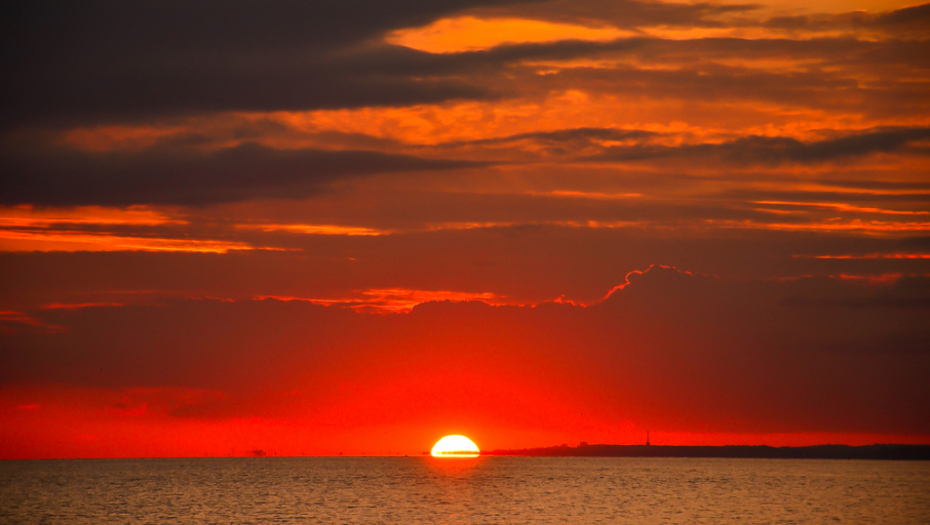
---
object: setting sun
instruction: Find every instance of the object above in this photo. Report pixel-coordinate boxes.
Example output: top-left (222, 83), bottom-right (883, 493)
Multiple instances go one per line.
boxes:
top-left (431, 435), bottom-right (480, 458)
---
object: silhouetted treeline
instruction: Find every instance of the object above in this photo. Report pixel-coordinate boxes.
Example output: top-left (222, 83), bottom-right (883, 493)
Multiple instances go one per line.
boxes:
top-left (482, 444), bottom-right (930, 460)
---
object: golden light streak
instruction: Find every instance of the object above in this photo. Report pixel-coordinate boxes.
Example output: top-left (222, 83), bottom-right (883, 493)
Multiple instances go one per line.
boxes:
top-left (793, 254), bottom-right (930, 259)
top-left (534, 190), bottom-right (643, 199)
top-left (424, 220), bottom-right (647, 232)
top-left (635, 26), bottom-right (850, 41)
top-left (358, 289), bottom-right (499, 312)
top-left (259, 92), bottom-right (717, 147)
top-left (56, 101), bottom-right (930, 156)
top-left (708, 219), bottom-right (930, 234)
top-left (42, 303), bottom-right (125, 309)
top-left (753, 201), bottom-right (930, 216)
top-left (0, 231), bottom-right (255, 253)
top-left (387, 17), bottom-right (631, 53)
top-left (236, 224), bottom-right (387, 236)
top-left (0, 206), bottom-right (185, 227)
top-left (422, 217), bottom-right (930, 236)
top-left (256, 289), bottom-right (503, 313)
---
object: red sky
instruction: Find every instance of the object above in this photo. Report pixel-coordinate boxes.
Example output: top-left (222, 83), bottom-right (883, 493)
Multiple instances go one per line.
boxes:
top-left (1, 0), bottom-right (929, 458)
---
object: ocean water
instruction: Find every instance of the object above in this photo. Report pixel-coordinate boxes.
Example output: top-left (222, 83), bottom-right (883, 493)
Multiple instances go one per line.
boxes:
top-left (2, 457), bottom-right (929, 524)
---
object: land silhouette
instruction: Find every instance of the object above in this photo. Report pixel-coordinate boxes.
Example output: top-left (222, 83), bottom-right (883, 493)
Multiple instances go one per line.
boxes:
top-left (482, 443), bottom-right (930, 460)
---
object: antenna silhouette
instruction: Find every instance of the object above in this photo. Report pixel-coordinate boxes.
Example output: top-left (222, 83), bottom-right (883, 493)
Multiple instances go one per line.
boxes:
top-left (646, 430), bottom-right (650, 446)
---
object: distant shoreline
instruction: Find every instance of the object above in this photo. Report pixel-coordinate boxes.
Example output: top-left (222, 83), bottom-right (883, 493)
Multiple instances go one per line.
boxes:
top-left (482, 444), bottom-right (930, 460)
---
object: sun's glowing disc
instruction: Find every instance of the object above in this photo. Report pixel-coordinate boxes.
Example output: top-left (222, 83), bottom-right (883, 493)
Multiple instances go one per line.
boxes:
top-left (431, 435), bottom-right (480, 458)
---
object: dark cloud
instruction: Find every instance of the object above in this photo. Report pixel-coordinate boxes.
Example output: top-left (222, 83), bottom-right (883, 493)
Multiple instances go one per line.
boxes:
top-left (434, 37), bottom-right (927, 119)
top-left (448, 37), bottom-right (929, 119)
top-left (900, 236), bottom-right (930, 250)
top-left (0, 141), bottom-right (485, 206)
top-left (8, 0), bottom-right (927, 129)
top-left (874, 2), bottom-right (930, 27)
top-left (764, 2), bottom-right (930, 36)
top-left (587, 127), bottom-right (930, 165)
top-left (457, 35), bottom-right (928, 72)
top-left (432, 124), bottom-right (930, 165)
top-left (0, 47), bottom-right (495, 128)
top-left (11, 123), bottom-right (924, 207)
top-left (0, 0), bottom-right (505, 55)
top-left (3, 0), bottom-right (927, 129)
top-left (0, 0), bottom-right (534, 127)
top-left (714, 128), bottom-right (930, 164)
top-left (492, 0), bottom-right (930, 36)
top-left (538, 66), bottom-right (865, 112)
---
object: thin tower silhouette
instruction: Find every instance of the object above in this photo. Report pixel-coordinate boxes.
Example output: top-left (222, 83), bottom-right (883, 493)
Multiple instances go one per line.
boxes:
top-left (646, 430), bottom-right (650, 446)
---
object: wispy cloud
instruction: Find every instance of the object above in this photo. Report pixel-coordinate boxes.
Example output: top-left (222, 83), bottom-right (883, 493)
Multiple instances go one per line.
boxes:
top-left (0, 206), bottom-right (185, 227)
top-left (237, 224), bottom-right (387, 236)
top-left (256, 288), bottom-right (505, 313)
top-left (0, 230), bottom-right (256, 253)
top-left (0, 310), bottom-right (64, 332)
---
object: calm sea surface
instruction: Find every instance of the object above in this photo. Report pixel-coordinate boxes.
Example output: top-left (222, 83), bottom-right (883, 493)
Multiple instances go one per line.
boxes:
top-left (2, 457), bottom-right (929, 524)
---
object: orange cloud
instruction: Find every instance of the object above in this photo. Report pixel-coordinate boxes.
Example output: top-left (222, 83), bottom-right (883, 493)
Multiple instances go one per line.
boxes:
top-left (0, 205), bottom-right (248, 252)
top-left (531, 190), bottom-right (643, 199)
top-left (0, 205), bottom-right (185, 227)
top-left (796, 254), bottom-right (930, 259)
top-left (753, 201), bottom-right (930, 216)
top-left (236, 223), bottom-right (387, 236)
top-left (0, 230), bottom-right (255, 253)
top-left (387, 17), bottom-right (632, 53)
top-left (256, 288), bottom-right (506, 313)
top-left (709, 218), bottom-right (930, 234)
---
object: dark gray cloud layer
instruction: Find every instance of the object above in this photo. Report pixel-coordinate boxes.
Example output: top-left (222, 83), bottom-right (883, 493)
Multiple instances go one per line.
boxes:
top-left (1, 0), bottom-right (531, 127)
top-left (4, 0), bottom-right (927, 128)
top-left (0, 142), bottom-right (483, 206)
top-left (1, 1), bottom-right (928, 209)
top-left (587, 127), bottom-right (930, 165)
top-left (765, 2), bottom-right (930, 34)
top-left (3, 126), bottom-right (926, 206)
top-left (439, 125), bottom-right (930, 165)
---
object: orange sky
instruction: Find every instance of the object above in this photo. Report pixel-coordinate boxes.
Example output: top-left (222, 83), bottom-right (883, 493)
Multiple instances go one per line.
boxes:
top-left (1, 0), bottom-right (928, 458)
